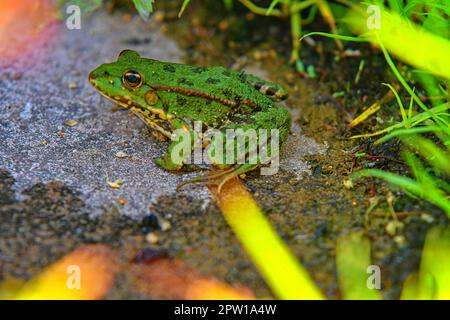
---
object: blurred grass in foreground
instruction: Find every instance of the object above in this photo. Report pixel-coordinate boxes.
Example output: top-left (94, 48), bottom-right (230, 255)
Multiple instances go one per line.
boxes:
top-left (2, 226), bottom-right (448, 299)
top-left (337, 227), bottom-right (450, 300)
top-left (336, 232), bottom-right (382, 300)
top-left (401, 227), bottom-right (450, 299)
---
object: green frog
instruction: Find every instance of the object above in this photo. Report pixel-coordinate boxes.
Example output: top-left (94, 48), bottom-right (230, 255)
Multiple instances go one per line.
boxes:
top-left (89, 50), bottom-right (291, 190)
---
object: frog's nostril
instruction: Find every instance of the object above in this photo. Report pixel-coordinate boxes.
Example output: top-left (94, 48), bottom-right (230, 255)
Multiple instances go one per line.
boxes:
top-left (88, 71), bottom-right (97, 81)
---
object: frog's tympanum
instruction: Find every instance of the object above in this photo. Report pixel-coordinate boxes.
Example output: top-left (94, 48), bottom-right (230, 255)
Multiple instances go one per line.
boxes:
top-left (89, 50), bottom-right (291, 189)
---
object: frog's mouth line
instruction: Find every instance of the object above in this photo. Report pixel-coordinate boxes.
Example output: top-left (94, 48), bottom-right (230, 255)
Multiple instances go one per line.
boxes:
top-left (89, 77), bottom-right (137, 110)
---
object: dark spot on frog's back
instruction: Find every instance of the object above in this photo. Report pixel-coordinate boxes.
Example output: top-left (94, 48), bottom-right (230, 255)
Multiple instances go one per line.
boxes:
top-left (163, 64), bottom-right (176, 73)
top-left (177, 77), bottom-right (194, 87)
top-left (222, 70), bottom-right (231, 77)
top-left (192, 67), bottom-right (206, 74)
top-left (222, 88), bottom-right (232, 97)
top-left (206, 77), bottom-right (220, 85)
top-left (176, 96), bottom-right (187, 105)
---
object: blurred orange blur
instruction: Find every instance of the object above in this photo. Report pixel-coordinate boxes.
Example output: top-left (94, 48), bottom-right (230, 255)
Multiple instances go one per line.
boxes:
top-left (0, 0), bottom-right (57, 66)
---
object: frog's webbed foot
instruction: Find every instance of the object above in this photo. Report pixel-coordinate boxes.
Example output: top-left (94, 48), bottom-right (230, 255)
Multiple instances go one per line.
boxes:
top-left (175, 167), bottom-right (235, 192)
top-left (176, 164), bottom-right (257, 193)
top-left (154, 156), bottom-right (182, 171)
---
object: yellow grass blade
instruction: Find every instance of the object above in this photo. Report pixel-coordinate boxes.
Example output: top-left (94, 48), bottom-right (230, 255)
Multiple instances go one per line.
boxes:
top-left (208, 176), bottom-right (324, 300)
top-left (345, 6), bottom-right (450, 79)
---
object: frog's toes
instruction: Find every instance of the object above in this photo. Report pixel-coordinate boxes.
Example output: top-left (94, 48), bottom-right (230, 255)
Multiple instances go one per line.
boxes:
top-left (154, 157), bottom-right (182, 171)
top-left (176, 168), bottom-right (233, 191)
top-left (151, 130), bottom-right (170, 142)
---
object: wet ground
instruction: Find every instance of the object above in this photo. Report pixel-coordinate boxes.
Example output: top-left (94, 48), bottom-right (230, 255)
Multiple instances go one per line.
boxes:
top-left (0, 2), bottom-right (448, 299)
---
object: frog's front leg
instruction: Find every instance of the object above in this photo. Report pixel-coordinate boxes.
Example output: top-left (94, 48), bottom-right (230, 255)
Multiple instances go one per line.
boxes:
top-left (154, 119), bottom-right (194, 171)
top-left (178, 107), bottom-right (291, 192)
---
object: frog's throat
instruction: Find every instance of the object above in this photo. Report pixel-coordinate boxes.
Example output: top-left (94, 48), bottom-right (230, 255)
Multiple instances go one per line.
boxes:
top-left (129, 106), bottom-right (173, 140)
top-left (151, 84), bottom-right (262, 111)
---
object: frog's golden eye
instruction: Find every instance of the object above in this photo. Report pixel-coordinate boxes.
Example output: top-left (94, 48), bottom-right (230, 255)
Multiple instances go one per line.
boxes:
top-left (122, 70), bottom-right (143, 89)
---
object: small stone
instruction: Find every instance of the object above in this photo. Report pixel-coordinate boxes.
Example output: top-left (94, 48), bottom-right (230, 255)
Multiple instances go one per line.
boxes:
top-left (420, 214), bottom-right (434, 223)
top-left (160, 221), bottom-right (171, 232)
top-left (386, 220), bottom-right (404, 236)
top-left (117, 198), bottom-right (128, 205)
top-left (394, 235), bottom-right (405, 246)
top-left (343, 179), bottom-right (354, 189)
top-left (64, 120), bottom-right (78, 127)
top-left (146, 232), bottom-right (159, 244)
top-left (115, 151), bottom-right (129, 158)
top-left (68, 82), bottom-right (78, 89)
top-left (107, 179), bottom-right (123, 189)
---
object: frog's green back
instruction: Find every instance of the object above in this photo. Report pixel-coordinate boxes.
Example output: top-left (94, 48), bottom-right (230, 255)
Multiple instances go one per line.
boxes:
top-left (140, 58), bottom-right (275, 108)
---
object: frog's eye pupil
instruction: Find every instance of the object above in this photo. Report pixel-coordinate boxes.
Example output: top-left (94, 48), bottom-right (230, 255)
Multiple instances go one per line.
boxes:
top-left (122, 70), bottom-right (142, 88)
top-left (127, 74), bottom-right (137, 83)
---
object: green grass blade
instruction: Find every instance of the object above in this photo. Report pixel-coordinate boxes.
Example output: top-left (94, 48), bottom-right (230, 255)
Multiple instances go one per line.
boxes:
top-left (382, 82), bottom-right (407, 123)
top-left (300, 31), bottom-right (369, 43)
top-left (178, 0), bottom-right (190, 17)
top-left (354, 169), bottom-right (450, 216)
top-left (402, 135), bottom-right (450, 176)
top-left (266, 0), bottom-right (281, 16)
top-left (132, 0), bottom-right (154, 20)
top-left (375, 126), bottom-right (445, 144)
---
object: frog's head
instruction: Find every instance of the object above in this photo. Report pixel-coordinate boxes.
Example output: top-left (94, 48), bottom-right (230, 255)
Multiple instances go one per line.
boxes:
top-left (89, 50), bottom-right (162, 111)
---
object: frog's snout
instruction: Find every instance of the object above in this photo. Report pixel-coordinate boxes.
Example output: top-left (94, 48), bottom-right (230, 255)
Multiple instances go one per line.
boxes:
top-left (88, 69), bottom-right (109, 90)
top-left (88, 69), bottom-right (100, 83)
top-left (88, 67), bottom-right (111, 83)
top-left (88, 70), bottom-right (98, 86)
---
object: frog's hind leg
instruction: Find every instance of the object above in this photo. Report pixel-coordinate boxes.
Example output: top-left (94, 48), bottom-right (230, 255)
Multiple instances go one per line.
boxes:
top-left (243, 73), bottom-right (288, 101)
